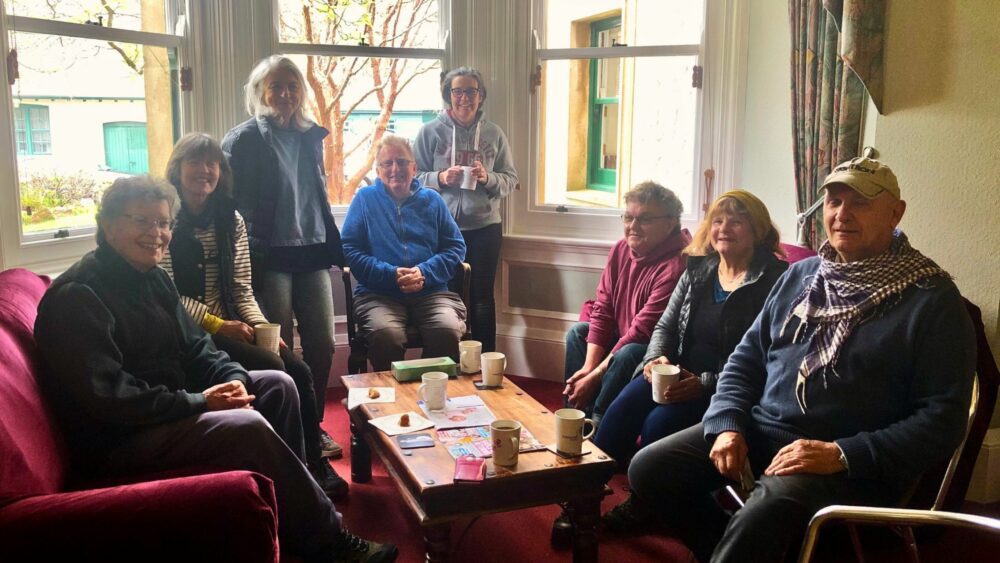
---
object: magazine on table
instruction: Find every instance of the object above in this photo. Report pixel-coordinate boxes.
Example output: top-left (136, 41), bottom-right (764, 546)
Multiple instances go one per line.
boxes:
top-left (417, 394), bottom-right (497, 430)
top-left (436, 425), bottom-right (546, 459)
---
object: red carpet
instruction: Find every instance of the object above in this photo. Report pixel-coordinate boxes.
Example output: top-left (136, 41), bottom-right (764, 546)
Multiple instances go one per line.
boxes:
top-left (320, 375), bottom-right (1000, 563)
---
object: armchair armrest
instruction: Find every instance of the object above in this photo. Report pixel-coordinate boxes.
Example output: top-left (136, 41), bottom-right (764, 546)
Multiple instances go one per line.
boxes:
top-left (797, 505), bottom-right (1000, 563)
top-left (342, 266), bottom-right (356, 344)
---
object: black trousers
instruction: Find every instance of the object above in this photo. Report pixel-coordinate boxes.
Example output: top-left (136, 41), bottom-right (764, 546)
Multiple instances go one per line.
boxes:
top-left (461, 222), bottom-right (502, 352)
top-left (213, 333), bottom-right (323, 466)
top-left (628, 423), bottom-right (900, 563)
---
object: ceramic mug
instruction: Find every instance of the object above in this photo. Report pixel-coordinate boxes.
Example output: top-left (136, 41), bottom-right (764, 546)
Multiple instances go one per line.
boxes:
top-left (418, 371), bottom-right (449, 411)
top-left (253, 323), bottom-right (281, 355)
top-left (459, 340), bottom-right (482, 374)
top-left (554, 408), bottom-right (595, 456)
top-left (490, 419), bottom-right (522, 466)
top-left (651, 364), bottom-right (681, 405)
top-left (480, 352), bottom-right (506, 387)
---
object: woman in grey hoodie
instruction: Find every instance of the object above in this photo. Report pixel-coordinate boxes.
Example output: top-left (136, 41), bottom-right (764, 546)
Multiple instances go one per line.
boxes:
top-left (414, 67), bottom-right (518, 352)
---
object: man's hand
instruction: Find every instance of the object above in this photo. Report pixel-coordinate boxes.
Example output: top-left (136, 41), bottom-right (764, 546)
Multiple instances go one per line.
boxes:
top-left (642, 356), bottom-right (671, 383)
top-left (439, 166), bottom-right (464, 188)
top-left (218, 320), bottom-right (254, 343)
top-left (472, 160), bottom-right (488, 184)
top-left (396, 267), bottom-right (425, 293)
top-left (710, 431), bottom-right (748, 481)
top-left (662, 369), bottom-right (703, 404)
top-left (562, 366), bottom-right (604, 409)
top-left (203, 381), bottom-right (255, 411)
top-left (764, 439), bottom-right (844, 476)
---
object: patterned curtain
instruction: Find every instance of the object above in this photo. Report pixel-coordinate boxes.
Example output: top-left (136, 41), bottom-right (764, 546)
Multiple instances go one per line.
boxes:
top-left (789, 0), bottom-right (885, 248)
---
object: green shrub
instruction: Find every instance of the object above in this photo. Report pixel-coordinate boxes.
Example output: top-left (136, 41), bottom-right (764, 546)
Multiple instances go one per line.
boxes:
top-left (20, 172), bottom-right (110, 218)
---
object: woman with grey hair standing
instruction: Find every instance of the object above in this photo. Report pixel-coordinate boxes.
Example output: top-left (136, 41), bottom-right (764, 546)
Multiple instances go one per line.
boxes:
top-left (222, 55), bottom-right (346, 464)
top-left (413, 67), bottom-right (518, 353)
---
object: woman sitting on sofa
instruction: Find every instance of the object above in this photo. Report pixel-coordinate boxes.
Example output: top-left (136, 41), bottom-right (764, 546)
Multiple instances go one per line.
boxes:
top-left (159, 132), bottom-right (346, 500)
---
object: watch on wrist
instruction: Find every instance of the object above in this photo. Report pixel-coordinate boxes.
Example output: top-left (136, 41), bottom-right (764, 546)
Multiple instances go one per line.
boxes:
top-left (837, 449), bottom-right (849, 471)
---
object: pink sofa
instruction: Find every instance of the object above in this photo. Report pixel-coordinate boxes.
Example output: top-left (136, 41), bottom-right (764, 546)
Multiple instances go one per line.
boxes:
top-left (0, 268), bottom-right (280, 562)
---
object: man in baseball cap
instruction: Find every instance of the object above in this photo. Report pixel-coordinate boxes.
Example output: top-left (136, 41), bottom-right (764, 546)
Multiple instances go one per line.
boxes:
top-left (820, 156), bottom-right (901, 199)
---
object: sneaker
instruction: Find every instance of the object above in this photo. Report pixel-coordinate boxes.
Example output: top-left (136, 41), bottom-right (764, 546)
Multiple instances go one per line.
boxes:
top-left (330, 529), bottom-right (398, 563)
top-left (311, 459), bottom-right (350, 501)
top-left (320, 428), bottom-right (344, 459)
top-left (601, 494), bottom-right (652, 534)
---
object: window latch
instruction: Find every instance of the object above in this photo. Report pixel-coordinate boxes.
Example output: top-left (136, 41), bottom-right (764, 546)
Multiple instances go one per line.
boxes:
top-left (180, 67), bottom-right (193, 92)
top-left (692, 65), bottom-right (703, 89)
top-left (6, 49), bottom-right (17, 86)
top-left (54, 229), bottom-right (70, 239)
top-left (555, 205), bottom-right (569, 213)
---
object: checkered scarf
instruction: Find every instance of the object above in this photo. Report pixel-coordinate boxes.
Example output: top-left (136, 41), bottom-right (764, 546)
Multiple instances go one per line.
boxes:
top-left (782, 231), bottom-right (948, 412)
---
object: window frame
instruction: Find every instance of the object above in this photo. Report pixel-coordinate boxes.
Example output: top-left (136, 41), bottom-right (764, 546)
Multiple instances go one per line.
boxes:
top-left (273, 0), bottom-right (450, 214)
top-left (505, 0), bottom-right (749, 242)
top-left (13, 103), bottom-right (50, 155)
top-left (0, 6), bottom-right (184, 271)
top-left (586, 15), bottom-right (620, 192)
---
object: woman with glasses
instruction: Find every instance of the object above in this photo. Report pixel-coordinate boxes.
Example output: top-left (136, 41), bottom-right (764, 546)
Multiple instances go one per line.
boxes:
top-left (222, 56), bottom-right (345, 464)
top-left (413, 67), bottom-right (518, 353)
top-left (159, 132), bottom-right (348, 500)
top-left (595, 190), bottom-right (787, 533)
top-left (341, 135), bottom-right (467, 371)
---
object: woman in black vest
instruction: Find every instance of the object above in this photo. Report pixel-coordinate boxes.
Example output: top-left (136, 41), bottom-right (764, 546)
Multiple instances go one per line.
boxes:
top-left (160, 132), bottom-right (347, 500)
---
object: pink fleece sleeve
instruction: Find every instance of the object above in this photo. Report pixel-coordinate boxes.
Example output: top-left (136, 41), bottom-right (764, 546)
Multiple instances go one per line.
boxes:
top-left (609, 256), bottom-right (686, 353)
top-left (584, 246), bottom-right (620, 351)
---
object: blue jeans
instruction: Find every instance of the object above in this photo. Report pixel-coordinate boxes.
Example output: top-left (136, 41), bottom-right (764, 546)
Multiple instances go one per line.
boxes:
top-left (593, 373), bottom-right (709, 463)
top-left (257, 268), bottom-right (335, 422)
top-left (563, 321), bottom-right (647, 426)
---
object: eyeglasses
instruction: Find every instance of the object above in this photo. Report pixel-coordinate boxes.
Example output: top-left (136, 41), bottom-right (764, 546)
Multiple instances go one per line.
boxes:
top-left (121, 213), bottom-right (175, 232)
top-left (450, 87), bottom-right (480, 99)
top-left (621, 214), bottom-right (673, 226)
top-left (378, 158), bottom-right (413, 170)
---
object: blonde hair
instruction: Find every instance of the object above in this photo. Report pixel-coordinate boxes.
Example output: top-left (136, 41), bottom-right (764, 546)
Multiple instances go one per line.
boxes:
top-left (243, 55), bottom-right (313, 130)
top-left (686, 189), bottom-right (784, 257)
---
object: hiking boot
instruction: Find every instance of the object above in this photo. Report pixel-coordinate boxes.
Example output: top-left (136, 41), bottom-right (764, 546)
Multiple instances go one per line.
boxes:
top-left (601, 494), bottom-right (652, 534)
top-left (550, 503), bottom-right (573, 550)
top-left (311, 459), bottom-right (350, 501)
top-left (320, 428), bottom-right (344, 459)
top-left (330, 528), bottom-right (398, 563)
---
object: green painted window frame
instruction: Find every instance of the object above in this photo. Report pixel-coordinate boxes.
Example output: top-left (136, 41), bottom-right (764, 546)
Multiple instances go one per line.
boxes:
top-left (14, 104), bottom-right (52, 156)
top-left (586, 16), bottom-right (621, 193)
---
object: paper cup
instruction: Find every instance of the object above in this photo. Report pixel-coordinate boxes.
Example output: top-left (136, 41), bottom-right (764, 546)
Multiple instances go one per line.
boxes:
top-left (254, 323), bottom-right (280, 355)
top-left (651, 364), bottom-right (681, 405)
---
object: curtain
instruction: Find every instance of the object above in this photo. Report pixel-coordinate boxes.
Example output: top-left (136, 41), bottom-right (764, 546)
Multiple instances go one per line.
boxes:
top-left (789, 0), bottom-right (884, 248)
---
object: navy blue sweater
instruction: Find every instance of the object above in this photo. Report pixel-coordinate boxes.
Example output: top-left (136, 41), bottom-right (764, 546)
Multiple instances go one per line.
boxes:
top-left (703, 256), bottom-right (975, 486)
top-left (341, 179), bottom-right (466, 298)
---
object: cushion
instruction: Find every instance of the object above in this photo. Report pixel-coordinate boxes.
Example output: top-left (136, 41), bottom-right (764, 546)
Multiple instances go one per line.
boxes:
top-left (0, 268), bottom-right (66, 500)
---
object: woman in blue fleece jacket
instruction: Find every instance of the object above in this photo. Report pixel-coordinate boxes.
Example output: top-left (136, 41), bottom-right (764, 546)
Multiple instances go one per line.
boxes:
top-left (341, 135), bottom-right (467, 371)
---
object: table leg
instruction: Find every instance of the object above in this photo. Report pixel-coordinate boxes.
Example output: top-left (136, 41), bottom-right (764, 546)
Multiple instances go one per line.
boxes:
top-left (424, 523), bottom-right (450, 563)
top-left (568, 494), bottom-right (602, 563)
top-left (350, 418), bottom-right (372, 483)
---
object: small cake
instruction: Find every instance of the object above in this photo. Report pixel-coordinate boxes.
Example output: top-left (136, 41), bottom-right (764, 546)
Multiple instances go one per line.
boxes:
top-left (368, 388), bottom-right (381, 399)
top-left (399, 413), bottom-right (411, 427)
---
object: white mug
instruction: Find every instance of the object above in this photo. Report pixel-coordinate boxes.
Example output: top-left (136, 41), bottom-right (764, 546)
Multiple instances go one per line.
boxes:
top-left (418, 371), bottom-right (449, 411)
top-left (555, 408), bottom-right (595, 456)
top-left (651, 364), bottom-right (681, 405)
top-left (460, 165), bottom-right (477, 190)
top-left (480, 352), bottom-right (506, 387)
top-left (490, 419), bottom-right (521, 466)
top-left (254, 323), bottom-right (281, 355)
top-left (459, 340), bottom-right (482, 374)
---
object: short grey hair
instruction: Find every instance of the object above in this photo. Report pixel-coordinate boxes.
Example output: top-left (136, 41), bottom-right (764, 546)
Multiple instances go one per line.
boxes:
top-left (376, 134), bottom-right (415, 161)
top-left (243, 55), bottom-right (312, 130)
top-left (440, 67), bottom-right (487, 107)
top-left (623, 181), bottom-right (684, 218)
top-left (96, 175), bottom-right (179, 245)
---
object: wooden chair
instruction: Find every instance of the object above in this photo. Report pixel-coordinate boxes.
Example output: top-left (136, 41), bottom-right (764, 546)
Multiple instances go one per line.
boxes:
top-left (794, 298), bottom-right (1000, 562)
top-left (342, 262), bottom-right (472, 374)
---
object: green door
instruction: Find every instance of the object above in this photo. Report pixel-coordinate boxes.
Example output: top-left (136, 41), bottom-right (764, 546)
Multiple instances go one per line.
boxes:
top-left (103, 122), bottom-right (149, 174)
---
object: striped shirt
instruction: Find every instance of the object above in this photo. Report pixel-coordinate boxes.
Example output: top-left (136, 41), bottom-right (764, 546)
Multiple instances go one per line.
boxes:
top-left (161, 211), bottom-right (268, 330)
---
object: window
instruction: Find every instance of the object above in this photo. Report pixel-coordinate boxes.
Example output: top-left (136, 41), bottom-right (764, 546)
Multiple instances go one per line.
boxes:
top-left (277, 0), bottom-right (446, 206)
top-left (533, 0), bottom-right (704, 213)
top-left (3, 0), bottom-right (181, 241)
top-left (14, 104), bottom-right (51, 155)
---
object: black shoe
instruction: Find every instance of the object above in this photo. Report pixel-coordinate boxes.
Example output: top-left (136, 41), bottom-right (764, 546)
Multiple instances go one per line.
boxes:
top-left (320, 429), bottom-right (344, 459)
top-left (330, 528), bottom-right (398, 563)
top-left (550, 504), bottom-right (574, 550)
top-left (601, 494), bottom-right (651, 534)
top-left (312, 460), bottom-right (350, 501)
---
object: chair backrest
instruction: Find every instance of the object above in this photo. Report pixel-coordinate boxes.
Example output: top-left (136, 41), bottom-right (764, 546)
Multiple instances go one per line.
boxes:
top-left (905, 299), bottom-right (999, 512)
top-left (780, 242), bottom-right (818, 264)
top-left (0, 268), bottom-right (68, 500)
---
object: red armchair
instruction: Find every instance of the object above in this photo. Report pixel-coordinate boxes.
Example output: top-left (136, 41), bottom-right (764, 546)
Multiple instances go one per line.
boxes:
top-left (0, 268), bottom-right (280, 562)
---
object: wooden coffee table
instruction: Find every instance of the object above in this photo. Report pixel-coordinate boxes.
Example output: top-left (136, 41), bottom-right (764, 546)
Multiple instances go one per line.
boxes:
top-left (341, 371), bottom-right (616, 562)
